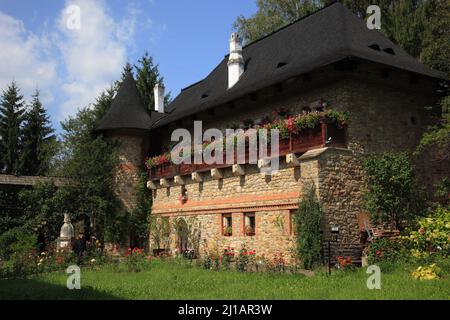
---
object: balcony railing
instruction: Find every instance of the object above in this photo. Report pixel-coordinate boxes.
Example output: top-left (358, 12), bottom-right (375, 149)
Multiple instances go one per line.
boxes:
top-left (149, 123), bottom-right (346, 180)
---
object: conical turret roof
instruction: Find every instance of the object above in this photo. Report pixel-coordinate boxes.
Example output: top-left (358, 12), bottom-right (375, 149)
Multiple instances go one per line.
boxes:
top-left (96, 72), bottom-right (151, 131)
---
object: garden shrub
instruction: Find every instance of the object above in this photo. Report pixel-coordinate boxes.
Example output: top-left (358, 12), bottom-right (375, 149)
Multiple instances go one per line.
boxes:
top-left (123, 247), bottom-right (150, 272)
top-left (402, 206), bottom-right (450, 261)
top-left (365, 237), bottom-right (409, 273)
top-left (0, 227), bottom-right (38, 279)
top-left (267, 251), bottom-right (286, 273)
top-left (236, 243), bottom-right (256, 272)
top-left (336, 256), bottom-right (356, 272)
top-left (36, 247), bottom-right (77, 273)
top-left (293, 182), bottom-right (323, 269)
top-left (411, 264), bottom-right (441, 280)
top-left (202, 255), bottom-right (213, 270)
top-left (362, 152), bottom-right (426, 231)
top-left (366, 238), bottom-right (407, 264)
top-left (222, 246), bottom-right (235, 270)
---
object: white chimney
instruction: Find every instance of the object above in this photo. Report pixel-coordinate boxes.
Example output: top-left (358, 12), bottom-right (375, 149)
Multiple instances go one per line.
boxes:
top-left (153, 83), bottom-right (165, 113)
top-left (228, 32), bottom-right (244, 89)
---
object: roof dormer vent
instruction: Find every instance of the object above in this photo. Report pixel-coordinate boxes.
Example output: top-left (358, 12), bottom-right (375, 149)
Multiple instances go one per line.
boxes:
top-left (368, 44), bottom-right (381, 51)
top-left (383, 48), bottom-right (395, 55)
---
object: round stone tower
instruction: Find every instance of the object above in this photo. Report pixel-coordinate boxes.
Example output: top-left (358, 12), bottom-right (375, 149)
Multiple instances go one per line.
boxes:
top-left (95, 72), bottom-right (151, 219)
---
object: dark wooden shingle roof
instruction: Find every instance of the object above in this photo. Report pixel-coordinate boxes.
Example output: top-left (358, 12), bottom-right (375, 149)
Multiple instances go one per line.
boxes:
top-left (151, 2), bottom-right (445, 129)
top-left (95, 72), bottom-right (152, 131)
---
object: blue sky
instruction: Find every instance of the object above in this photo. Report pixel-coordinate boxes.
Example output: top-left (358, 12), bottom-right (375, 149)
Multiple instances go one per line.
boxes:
top-left (0, 0), bottom-right (256, 134)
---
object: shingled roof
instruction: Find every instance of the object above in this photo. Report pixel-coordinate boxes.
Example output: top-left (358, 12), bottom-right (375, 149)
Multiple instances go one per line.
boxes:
top-left (95, 72), bottom-right (152, 131)
top-left (150, 2), bottom-right (445, 129)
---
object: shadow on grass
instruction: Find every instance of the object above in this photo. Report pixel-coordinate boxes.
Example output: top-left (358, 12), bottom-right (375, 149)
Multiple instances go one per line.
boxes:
top-left (0, 278), bottom-right (121, 300)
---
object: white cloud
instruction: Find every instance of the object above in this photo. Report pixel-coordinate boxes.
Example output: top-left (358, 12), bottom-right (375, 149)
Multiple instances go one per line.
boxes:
top-left (0, 0), bottom-right (148, 122)
top-left (56, 0), bottom-right (135, 119)
top-left (0, 11), bottom-right (56, 105)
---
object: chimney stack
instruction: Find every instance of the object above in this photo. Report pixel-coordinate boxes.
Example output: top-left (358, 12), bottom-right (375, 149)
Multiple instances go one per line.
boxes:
top-left (228, 33), bottom-right (244, 89)
top-left (153, 83), bottom-right (165, 113)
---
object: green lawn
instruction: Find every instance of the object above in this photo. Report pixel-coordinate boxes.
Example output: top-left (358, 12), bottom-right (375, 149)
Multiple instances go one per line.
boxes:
top-left (0, 259), bottom-right (449, 300)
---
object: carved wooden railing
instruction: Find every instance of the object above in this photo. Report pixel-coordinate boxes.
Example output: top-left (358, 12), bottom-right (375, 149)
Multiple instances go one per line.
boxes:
top-left (149, 123), bottom-right (346, 180)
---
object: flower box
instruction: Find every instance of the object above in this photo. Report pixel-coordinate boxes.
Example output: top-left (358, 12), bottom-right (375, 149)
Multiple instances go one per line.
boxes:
top-left (154, 163), bottom-right (175, 179)
top-left (291, 126), bottom-right (323, 152)
top-left (147, 111), bottom-right (348, 180)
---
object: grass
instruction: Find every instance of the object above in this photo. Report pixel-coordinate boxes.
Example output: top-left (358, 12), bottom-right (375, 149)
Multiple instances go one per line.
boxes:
top-left (0, 259), bottom-right (449, 300)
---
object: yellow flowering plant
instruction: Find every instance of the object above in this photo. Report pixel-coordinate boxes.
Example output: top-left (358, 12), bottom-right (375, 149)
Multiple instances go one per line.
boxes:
top-left (402, 206), bottom-right (450, 257)
top-left (411, 264), bottom-right (440, 280)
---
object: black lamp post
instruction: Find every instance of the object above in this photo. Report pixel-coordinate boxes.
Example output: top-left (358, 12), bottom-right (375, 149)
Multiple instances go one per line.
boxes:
top-left (328, 224), bottom-right (340, 276)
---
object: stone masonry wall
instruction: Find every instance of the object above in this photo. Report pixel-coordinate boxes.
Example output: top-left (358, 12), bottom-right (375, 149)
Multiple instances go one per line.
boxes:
top-left (149, 65), bottom-right (441, 263)
top-left (107, 130), bottom-right (148, 213)
top-left (151, 160), bottom-right (304, 262)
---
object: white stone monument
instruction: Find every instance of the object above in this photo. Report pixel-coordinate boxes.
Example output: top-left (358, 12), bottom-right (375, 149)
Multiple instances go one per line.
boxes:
top-left (57, 213), bottom-right (74, 248)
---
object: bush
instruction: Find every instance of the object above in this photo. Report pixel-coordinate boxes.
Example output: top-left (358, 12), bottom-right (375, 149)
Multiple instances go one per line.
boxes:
top-left (222, 247), bottom-right (235, 270)
top-left (293, 183), bottom-right (322, 269)
top-left (402, 206), bottom-right (450, 258)
top-left (123, 247), bottom-right (151, 272)
top-left (362, 152), bottom-right (426, 231)
top-left (366, 238), bottom-right (407, 264)
top-left (411, 264), bottom-right (440, 280)
top-left (336, 256), bottom-right (356, 272)
top-left (0, 227), bottom-right (38, 279)
top-left (267, 251), bottom-right (286, 273)
top-left (202, 255), bottom-right (213, 270)
top-left (36, 247), bottom-right (76, 273)
top-left (236, 243), bottom-right (256, 272)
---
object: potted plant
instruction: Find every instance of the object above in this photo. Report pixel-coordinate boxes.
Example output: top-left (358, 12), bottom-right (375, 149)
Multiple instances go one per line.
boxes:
top-left (245, 225), bottom-right (255, 236)
top-left (223, 226), bottom-right (232, 236)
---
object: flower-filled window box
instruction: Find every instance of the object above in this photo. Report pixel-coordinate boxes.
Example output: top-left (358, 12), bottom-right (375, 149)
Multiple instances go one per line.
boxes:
top-left (223, 226), bottom-right (233, 237)
top-left (222, 214), bottom-right (232, 236)
top-left (146, 109), bottom-right (348, 180)
top-left (244, 213), bottom-right (256, 236)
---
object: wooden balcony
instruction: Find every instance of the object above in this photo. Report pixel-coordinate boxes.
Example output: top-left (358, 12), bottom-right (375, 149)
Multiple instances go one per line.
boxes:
top-left (149, 123), bottom-right (346, 180)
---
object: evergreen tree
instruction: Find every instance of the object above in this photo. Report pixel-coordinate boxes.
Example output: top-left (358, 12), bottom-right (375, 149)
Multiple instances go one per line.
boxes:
top-left (294, 182), bottom-right (323, 269)
top-left (0, 81), bottom-right (25, 174)
top-left (120, 62), bottom-right (133, 81)
top-left (134, 52), bottom-right (170, 112)
top-left (18, 90), bottom-right (56, 175)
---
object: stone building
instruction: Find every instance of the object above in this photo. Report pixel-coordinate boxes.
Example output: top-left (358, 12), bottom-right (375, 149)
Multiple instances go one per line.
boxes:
top-left (95, 3), bottom-right (445, 263)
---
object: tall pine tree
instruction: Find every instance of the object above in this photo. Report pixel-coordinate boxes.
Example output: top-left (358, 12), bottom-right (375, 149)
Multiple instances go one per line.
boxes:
top-left (19, 90), bottom-right (56, 175)
top-left (134, 52), bottom-right (170, 111)
top-left (0, 81), bottom-right (25, 174)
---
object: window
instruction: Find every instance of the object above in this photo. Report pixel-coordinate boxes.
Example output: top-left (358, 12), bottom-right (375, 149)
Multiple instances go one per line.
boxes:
top-left (289, 210), bottom-right (294, 235)
top-left (244, 213), bottom-right (256, 236)
top-left (222, 214), bottom-right (232, 236)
